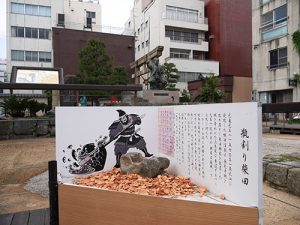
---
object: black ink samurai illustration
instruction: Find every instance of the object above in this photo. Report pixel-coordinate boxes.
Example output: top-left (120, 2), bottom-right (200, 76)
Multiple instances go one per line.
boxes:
top-left (63, 109), bottom-right (153, 174)
top-left (109, 110), bottom-right (153, 168)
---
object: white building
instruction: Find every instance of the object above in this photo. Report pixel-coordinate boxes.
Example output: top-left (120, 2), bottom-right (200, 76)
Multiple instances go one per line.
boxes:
top-left (252, 0), bottom-right (300, 103)
top-left (0, 60), bottom-right (7, 84)
top-left (124, 0), bottom-right (219, 90)
top-left (6, 0), bottom-right (102, 94)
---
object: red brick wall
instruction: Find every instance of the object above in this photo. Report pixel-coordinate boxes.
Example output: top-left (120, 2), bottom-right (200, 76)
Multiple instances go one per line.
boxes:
top-left (52, 28), bottom-right (134, 81)
top-left (205, 0), bottom-right (252, 78)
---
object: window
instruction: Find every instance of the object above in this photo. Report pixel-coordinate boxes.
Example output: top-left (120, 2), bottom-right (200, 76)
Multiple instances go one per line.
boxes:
top-left (11, 3), bottom-right (24, 14)
top-left (166, 6), bottom-right (198, 23)
top-left (25, 27), bottom-right (38, 38)
top-left (11, 50), bottom-right (24, 61)
top-left (166, 29), bottom-right (199, 43)
top-left (86, 11), bottom-right (96, 18)
top-left (128, 21), bottom-right (131, 27)
top-left (261, 5), bottom-right (287, 41)
top-left (269, 47), bottom-right (287, 69)
top-left (39, 52), bottom-right (51, 62)
top-left (25, 4), bottom-right (38, 15)
top-left (25, 51), bottom-right (38, 62)
top-left (39, 6), bottom-right (51, 17)
top-left (193, 51), bottom-right (205, 60)
top-left (138, 45), bottom-right (140, 52)
top-left (146, 40), bottom-right (149, 47)
top-left (170, 48), bottom-right (190, 59)
top-left (138, 28), bottom-right (140, 35)
top-left (142, 42), bottom-right (144, 48)
top-left (261, 0), bottom-right (271, 5)
top-left (11, 26), bottom-right (24, 37)
top-left (177, 71), bottom-right (203, 82)
top-left (39, 28), bottom-right (50, 39)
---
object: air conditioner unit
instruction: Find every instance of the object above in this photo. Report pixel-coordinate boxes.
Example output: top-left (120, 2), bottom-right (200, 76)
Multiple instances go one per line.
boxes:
top-left (57, 14), bottom-right (65, 27)
top-left (86, 17), bottom-right (92, 29)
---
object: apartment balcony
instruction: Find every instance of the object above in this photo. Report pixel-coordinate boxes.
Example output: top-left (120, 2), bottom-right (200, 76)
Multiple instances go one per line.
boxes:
top-left (165, 36), bottom-right (208, 52)
top-left (162, 13), bottom-right (208, 31)
top-left (167, 58), bottom-right (219, 76)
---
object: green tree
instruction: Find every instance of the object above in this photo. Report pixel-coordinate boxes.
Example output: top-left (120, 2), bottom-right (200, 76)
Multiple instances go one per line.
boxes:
top-left (0, 96), bottom-right (28, 117)
top-left (199, 76), bottom-right (226, 103)
top-left (78, 38), bottom-right (129, 102)
top-left (163, 63), bottom-right (179, 90)
top-left (180, 89), bottom-right (191, 103)
top-left (79, 38), bottom-right (113, 83)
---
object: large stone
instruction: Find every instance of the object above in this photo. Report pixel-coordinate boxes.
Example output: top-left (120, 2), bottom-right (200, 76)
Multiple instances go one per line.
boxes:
top-left (263, 161), bottom-right (269, 180)
top-left (36, 120), bottom-right (49, 136)
top-left (120, 152), bottom-right (170, 178)
top-left (266, 163), bottom-right (292, 187)
top-left (0, 120), bottom-right (13, 135)
top-left (287, 168), bottom-right (300, 197)
top-left (13, 119), bottom-right (36, 135)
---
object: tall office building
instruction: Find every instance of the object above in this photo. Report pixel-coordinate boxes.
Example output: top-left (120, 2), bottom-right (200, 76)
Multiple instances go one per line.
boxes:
top-left (6, 0), bottom-right (102, 94)
top-left (252, 0), bottom-right (300, 103)
top-left (124, 0), bottom-right (219, 90)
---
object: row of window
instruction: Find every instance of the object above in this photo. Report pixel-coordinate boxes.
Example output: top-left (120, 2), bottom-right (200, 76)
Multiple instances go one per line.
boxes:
top-left (136, 21), bottom-right (148, 35)
top-left (166, 6), bottom-right (199, 23)
top-left (11, 26), bottom-right (51, 39)
top-left (169, 48), bottom-right (205, 60)
top-left (165, 29), bottom-right (199, 43)
top-left (136, 40), bottom-right (150, 52)
top-left (177, 71), bottom-right (204, 83)
top-left (11, 2), bottom-right (51, 17)
top-left (261, 4), bottom-right (287, 42)
top-left (11, 50), bottom-right (51, 62)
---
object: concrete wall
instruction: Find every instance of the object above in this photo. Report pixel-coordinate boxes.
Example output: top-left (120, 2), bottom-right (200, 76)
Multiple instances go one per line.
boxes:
top-left (63, 0), bottom-right (102, 32)
top-left (232, 77), bottom-right (252, 102)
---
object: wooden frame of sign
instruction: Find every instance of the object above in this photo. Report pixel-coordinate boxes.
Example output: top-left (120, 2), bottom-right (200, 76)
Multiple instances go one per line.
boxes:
top-left (58, 184), bottom-right (259, 225)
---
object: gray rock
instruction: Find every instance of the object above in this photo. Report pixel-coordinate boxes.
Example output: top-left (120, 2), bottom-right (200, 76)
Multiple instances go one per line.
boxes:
top-left (120, 152), bottom-right (170, 178)
top-left (0, 120), bottom-right (13, 136)
top-left (13, 119), bottom-right (36, 135)
top-left (266, 163), bottom-right (293, 187)
top-left (279, 161), bottom-right (300, 168)
top-left (36, 120), bottom-right (49, 136)
top-left (49, 118), bottom-right (55, 126)
top-left (287, 168), bottom-right (300, 197)
top-left (263, 161), bottom-right (269, 180)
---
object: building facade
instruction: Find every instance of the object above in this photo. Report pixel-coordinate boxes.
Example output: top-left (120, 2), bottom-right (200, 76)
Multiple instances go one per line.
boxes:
top-left (202, 0), bottom-right (253, 102)
top-left (252, 0), bottom-right (300, 103)
top-left (124, 0), bottom-right (219, 90)
top-left (6, 0), bottom-right (102, 92)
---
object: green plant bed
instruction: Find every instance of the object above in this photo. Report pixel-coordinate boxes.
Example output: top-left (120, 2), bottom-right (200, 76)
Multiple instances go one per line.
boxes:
top-left (264, 154), bottom-right (300, 163)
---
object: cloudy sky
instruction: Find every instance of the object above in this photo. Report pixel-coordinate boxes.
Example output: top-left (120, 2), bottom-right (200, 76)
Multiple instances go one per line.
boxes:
top-left (0, 0), bottom-right (134, 59)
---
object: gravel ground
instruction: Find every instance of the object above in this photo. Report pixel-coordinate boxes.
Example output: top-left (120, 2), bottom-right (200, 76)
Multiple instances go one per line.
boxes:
top-left (263, 133), bottom-right (300, 156)
top-left (24, 171), bottom-right (49, 197)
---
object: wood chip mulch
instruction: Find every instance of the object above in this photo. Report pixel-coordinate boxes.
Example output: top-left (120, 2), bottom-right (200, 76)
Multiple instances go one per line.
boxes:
top-left (75, 168), bottom-right (209, 197)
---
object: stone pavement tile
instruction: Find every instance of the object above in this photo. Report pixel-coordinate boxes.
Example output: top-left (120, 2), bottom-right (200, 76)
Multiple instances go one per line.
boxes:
top-left (263, 183), bottom-right (300, 225)
top-left (0, 184), bottom-right (48, 214)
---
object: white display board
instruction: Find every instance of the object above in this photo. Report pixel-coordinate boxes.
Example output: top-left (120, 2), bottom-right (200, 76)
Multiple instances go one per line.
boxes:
top-left (56, 103), bottom-right (262, 210)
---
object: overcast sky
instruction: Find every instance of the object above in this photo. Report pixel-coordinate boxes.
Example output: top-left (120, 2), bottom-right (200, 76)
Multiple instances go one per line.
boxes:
top-left (0, 0), bottom-right (134, 59)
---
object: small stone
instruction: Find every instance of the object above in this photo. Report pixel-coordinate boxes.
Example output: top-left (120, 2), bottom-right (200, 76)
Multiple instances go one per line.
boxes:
top-left (120, 152), bottom-right (170, 178)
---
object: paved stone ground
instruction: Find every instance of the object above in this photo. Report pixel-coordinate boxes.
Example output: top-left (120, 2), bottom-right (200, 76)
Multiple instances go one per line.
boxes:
top-left (0, 135), bottom-right (300, 225)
